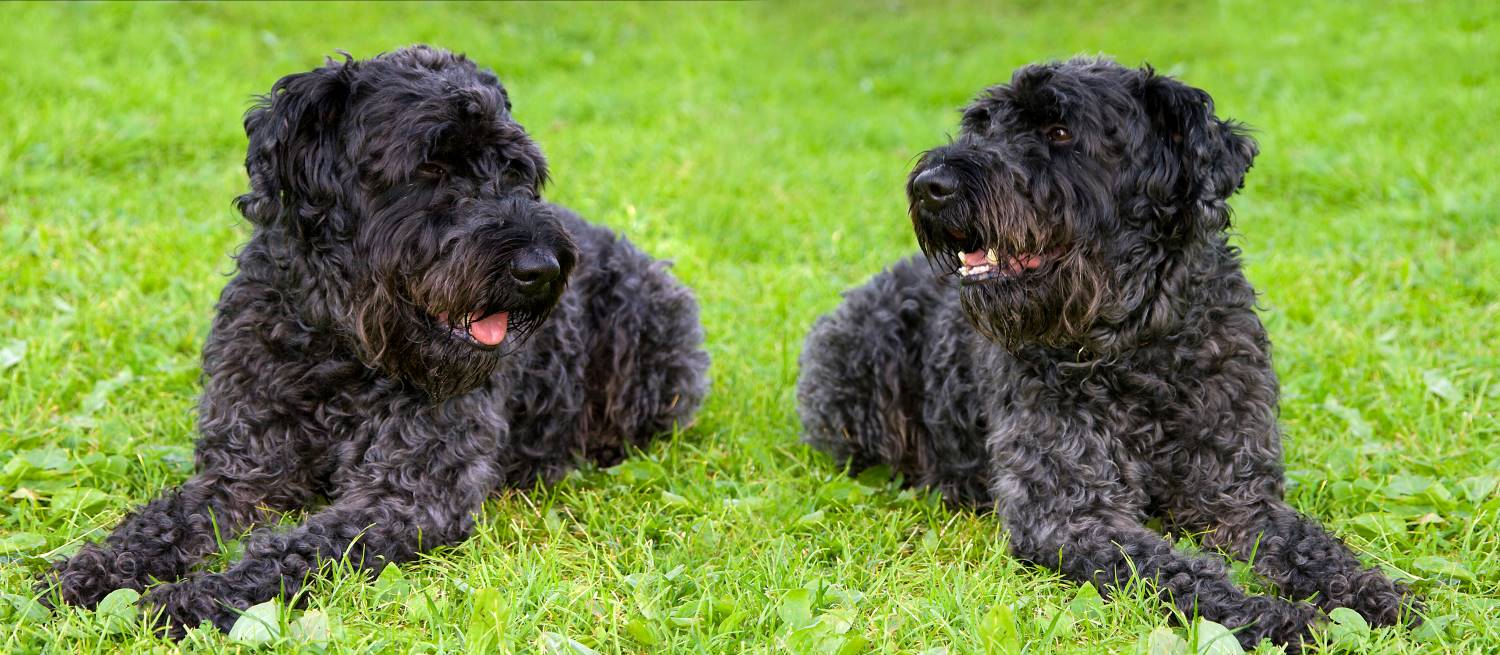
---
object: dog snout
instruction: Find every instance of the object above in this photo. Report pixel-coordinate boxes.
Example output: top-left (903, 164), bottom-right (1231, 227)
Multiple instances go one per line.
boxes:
top-left (511, 248), bottom-right (562, 296)
top-left (913, 166), bottom-right (958, 210)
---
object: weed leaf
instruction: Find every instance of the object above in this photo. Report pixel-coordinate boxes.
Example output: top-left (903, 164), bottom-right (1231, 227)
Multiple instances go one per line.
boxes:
top-left (96, 588), bottom-right (140, 635)
top-left (228, 599), bottom-right (281, 644)
top-left (1191, 619), bottom-right (1242, 655)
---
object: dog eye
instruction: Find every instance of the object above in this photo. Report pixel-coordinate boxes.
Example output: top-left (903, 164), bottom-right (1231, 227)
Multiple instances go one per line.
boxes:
top-left (416, 161), bottom-right (449, 178)
top-left (1043, 125), bottom-right (1073, 144)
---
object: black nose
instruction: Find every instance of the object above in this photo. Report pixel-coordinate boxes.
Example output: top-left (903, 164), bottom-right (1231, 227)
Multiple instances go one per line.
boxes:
top-left (913, 166), bottom-right (958, 209)
top-left (510, 249), bottom-right (561, 296)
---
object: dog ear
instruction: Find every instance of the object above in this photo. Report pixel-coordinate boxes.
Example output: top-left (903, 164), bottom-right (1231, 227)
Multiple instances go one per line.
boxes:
top-left (1133, 69), bottom-right (1258, 236)
top-left (235, 57), bottom-right (355, 234)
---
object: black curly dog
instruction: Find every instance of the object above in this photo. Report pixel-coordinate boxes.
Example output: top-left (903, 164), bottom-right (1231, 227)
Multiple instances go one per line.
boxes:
top-left (797, 59), bottom-right (1418, 650)
top-left (39, 46), bottom-right (709, 635)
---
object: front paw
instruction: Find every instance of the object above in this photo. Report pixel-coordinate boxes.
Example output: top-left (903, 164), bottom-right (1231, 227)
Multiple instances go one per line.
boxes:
top-left (36, 545), bottom-right (145, 609)
top-left (1230, 596), bottom-right (1323, 653)
top-left (1330, 569), bottom-right (1422, 628)
top-left (141, 581), bottom-right (240, 638)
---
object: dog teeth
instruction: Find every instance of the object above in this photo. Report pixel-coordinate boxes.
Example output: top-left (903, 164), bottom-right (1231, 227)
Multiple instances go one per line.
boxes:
top-left (959, 264), bottom-right (992, 277)
top-left (985, 249), bottom-right (999, 265)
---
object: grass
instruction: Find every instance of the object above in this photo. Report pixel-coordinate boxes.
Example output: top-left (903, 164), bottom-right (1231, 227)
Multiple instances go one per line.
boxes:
top-left (0, 1), bottom-right (1496, 653)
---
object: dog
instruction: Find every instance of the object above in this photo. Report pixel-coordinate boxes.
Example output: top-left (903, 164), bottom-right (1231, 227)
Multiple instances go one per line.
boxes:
top-left (796, 58), bottom-right (1416, 650)
top-left (39, 45), bottom-right (710, 636)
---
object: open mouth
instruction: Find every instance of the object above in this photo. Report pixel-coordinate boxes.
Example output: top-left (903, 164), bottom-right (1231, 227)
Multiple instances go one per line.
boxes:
top-left (955, 247), bottom-right (1064, 285)
top-left (435, 311), bottom-right (510, 349)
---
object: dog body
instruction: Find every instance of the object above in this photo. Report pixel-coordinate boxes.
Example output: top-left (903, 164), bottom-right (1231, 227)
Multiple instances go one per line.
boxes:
top-left (798, 59), bottom-right (1412, 649)
top-left (44, 46), bottom-right (709, 634)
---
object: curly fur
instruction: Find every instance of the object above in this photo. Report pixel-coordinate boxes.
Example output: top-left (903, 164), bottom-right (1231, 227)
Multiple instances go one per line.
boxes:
top-left (39, 45), bottom-right (710, 636)
top-left (797, 58), bottom-right (1417, 651)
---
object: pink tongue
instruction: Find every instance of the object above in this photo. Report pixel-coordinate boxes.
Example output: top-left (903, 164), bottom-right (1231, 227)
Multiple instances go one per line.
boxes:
top-left (467, 312), bottom-right (509, 346)
top-left (962, 250), bottom-right (988, 267)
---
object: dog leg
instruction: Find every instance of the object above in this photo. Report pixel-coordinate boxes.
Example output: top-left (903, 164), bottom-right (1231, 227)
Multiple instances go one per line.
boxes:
top-left (38, 473), bottom-right (287, 609)
top-left (798, 258), bottom-right (994, 506)
top-left (586, 257), bottom-right (711, 452)
top-left (1004, 507), bottom-right (1320, 650)
top-left (506, 233), bottom-right (710, 479)
top-left (992, 430), bottom-right (1320, 651)
top-left (140, 440), bottom-right (499, 636)
top-left (1161, 416), bottom-right (1421, 627)
top-left (1199, 499), bottom-right (1420, 627)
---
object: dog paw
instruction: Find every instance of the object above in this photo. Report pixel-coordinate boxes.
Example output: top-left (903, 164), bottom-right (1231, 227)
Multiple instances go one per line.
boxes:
top-left (141, 581), bottom-right (238, 638)
top-left (1353, 572), bottom-right (1423, 628)
top-left (35, 546), bottom-right (142, 609)
top-left (1230, 596), bottom-right (1323, 652)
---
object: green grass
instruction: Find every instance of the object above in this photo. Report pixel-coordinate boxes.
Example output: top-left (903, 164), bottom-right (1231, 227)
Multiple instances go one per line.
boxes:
top-left (1, 1), bottom-right (1496, 653)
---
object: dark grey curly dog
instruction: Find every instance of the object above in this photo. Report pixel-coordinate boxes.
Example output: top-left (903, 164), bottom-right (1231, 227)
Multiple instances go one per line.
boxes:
top-left (797, 58), bottom-right (1417, 650)
top-left (40, 45), bottom-right (709, 635)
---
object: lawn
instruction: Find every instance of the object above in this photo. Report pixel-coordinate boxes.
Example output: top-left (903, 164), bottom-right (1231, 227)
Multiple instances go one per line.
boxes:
top-left (1, 1), bottom-right (1497, 653)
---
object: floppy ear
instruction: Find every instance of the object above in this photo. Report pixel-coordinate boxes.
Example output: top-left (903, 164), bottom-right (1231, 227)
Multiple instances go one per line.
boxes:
top-left (235, 57), bottom-right (354, 234)
top-left (1132, 69), bottom-right (1258, 236)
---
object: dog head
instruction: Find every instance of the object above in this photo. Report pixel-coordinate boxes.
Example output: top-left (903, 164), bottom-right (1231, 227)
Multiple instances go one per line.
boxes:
top-left (236, 45), bottom-right (578, 398)
top-left (907, 58), bottom-right (1257, 352)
